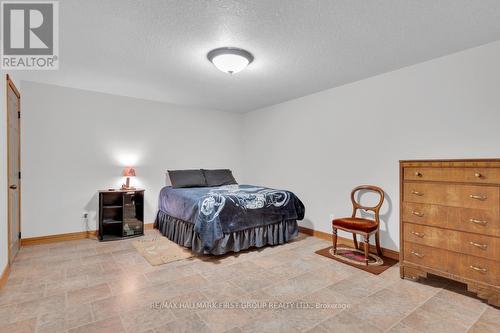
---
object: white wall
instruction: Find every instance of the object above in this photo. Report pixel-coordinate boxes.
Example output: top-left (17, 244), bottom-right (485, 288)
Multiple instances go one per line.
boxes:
top-left (21, 82), bottom-right (244, 238)
top-left (242, 40), bottom-right (500, 251)
top-left (11, 40), bottom-right (500, 249)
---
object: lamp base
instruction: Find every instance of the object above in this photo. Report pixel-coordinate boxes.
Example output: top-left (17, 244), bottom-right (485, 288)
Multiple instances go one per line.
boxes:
top-left (121, 177), bottom-right (135, 190)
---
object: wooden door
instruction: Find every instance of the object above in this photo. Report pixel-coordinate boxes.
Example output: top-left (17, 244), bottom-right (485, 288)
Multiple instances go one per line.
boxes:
top-left (7, 75), bottom-right (21, 263)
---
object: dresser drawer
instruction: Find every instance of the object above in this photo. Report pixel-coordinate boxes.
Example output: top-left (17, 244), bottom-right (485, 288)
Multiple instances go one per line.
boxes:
top-left (404, 167), bottom-right (500, 184)
top-left (404, 223), bottom-right (499, 259)
top-left (447, 252), bottom-right (500, 286)
top-left (455, 232), bottom-right (499, 260)
top-left (403, 223), bottom-right (445, 248)
top-left (404, 242), bottom-right (499, 285)
top-left (403, 183), bottom-right (499, 210)
top-left (403, 242), bottom-right (447, 271)
top-left (402, 202), bottom-right (500, 237)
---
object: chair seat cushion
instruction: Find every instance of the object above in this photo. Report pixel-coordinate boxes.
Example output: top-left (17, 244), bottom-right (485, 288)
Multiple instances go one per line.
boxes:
top-left (332, 217), bottom-right (378, 232)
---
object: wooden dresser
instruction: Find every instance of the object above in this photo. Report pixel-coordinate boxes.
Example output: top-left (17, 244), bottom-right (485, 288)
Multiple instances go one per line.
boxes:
top-left (400, 159), bottom-right (499, 306)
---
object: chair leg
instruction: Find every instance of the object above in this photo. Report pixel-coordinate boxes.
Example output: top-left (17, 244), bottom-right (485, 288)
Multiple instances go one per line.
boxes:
top-left (352, 234), bottom-right (359, 250)
top-left (332, 227), bottom-right (338, 255)
top-left (364, 235), bottom-right (369, 265)
top-left (375, 231), bottom-right (382, 256)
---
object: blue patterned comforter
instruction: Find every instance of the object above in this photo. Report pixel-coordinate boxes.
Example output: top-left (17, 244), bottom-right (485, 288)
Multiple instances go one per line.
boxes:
top-left (157, 184), bottom-right (305, 251)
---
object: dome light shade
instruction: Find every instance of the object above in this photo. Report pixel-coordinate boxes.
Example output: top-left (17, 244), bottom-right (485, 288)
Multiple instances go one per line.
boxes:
top-left (207, 47), bottom-right (254, 74)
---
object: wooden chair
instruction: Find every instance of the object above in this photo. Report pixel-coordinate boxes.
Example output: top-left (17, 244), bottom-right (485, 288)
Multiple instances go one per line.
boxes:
top-left (331, 185), bottom-right (385, 265)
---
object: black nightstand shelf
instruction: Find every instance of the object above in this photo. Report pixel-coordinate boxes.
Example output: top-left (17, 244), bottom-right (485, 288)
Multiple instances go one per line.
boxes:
top-left (98, 189), bottom-right (145, 241)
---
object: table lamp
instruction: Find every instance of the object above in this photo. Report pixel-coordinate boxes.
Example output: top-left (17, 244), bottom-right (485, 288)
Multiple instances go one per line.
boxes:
top-left (122, 167), bottom-right (136, 189)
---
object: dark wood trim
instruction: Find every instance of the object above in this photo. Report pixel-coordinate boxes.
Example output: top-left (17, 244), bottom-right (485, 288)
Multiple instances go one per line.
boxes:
top-left (298, 226), bottom-right (399, 261)
top-left (20, 223), bottom-right (155, 246)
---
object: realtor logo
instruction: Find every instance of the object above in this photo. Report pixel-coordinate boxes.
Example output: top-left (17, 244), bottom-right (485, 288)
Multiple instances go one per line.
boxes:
top-left (1, 1), bottom-right (59, 69)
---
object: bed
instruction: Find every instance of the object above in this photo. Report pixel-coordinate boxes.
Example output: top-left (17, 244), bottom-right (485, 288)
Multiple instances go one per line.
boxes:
top-left (154, 170), bottom-right (305, 255)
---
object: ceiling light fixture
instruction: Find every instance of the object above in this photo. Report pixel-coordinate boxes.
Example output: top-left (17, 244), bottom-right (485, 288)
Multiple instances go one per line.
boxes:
top-left (207, 47), bottom-right (254, 74)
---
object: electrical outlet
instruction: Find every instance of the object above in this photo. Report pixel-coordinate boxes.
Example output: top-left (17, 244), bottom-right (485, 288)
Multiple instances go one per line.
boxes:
top-left (82, 212), bottom-right (90, 233)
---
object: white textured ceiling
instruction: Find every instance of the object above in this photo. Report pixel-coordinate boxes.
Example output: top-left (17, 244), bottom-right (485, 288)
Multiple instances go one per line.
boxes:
top-left (16, 0), bottom-right (500, 112)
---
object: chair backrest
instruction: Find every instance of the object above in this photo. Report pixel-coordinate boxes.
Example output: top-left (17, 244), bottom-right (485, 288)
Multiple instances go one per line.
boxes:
top-left (350, 185), bottom-right (385, 223)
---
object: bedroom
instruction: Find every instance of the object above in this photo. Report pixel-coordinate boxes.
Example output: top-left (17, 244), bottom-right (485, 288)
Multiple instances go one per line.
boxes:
top-left (1, 1), bottom-right (499, 332)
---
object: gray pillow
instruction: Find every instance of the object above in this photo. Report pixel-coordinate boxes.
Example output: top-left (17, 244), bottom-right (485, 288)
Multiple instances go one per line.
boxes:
top-left (203, 169), bottom-right (237, 186)
top-left (168, 169), bottom-right (207, 188)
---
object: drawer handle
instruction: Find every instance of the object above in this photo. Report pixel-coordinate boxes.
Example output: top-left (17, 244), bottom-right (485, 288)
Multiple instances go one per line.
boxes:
top-left (411, 231), bottom-right (425, 238)
top-left (469, 218), bottom-right (488, 226)
top-left (415, 172), bottom-right (423, 177)
top-left (469, 241), bottom-right (488, 250)
top-left (410, 251), bottom-right (424, 258)
top-left (474, 172), bottom-right (482, 178)
top-left (469, 194), bottom-right (487, 201)
top-left (412, 191), bottom-right (424, 196)
top-left (469, 265), bottom-right (487, 273)
top-left (412, 211), bottom-right (424, 217)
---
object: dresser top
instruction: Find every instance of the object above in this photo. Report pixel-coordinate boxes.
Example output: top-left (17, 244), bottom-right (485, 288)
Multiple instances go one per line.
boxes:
top-left (99, 188), bottom-right (145, 193)
top-left (400, 159), bottom-right (500, 167)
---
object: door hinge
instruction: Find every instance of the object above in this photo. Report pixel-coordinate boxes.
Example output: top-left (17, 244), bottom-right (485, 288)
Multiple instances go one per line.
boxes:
top-left (18, 232), bottom-right (21, 239)
top-left (18, 171), bottom-right (21, 179)
top-left (18, 111), bottom-right (20, 119)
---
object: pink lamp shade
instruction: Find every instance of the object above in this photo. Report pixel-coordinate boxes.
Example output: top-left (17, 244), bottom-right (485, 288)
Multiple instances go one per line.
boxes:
top-left (123, 167), bottom-right (136, 177)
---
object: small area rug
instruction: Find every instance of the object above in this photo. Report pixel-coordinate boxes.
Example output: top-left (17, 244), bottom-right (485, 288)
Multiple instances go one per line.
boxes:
top-left (133, 235), bottom-right (194, 266)
top-left (315, 246), bottom-right (397, 275)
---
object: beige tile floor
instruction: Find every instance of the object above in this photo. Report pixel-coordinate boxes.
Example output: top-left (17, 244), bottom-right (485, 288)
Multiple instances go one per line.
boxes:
top-left (0, 230), bottom-right (498, 333)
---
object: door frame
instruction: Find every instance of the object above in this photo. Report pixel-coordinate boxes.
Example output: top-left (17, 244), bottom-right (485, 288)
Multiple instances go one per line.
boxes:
top-left (6, 74), bottom-right (21, 264)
